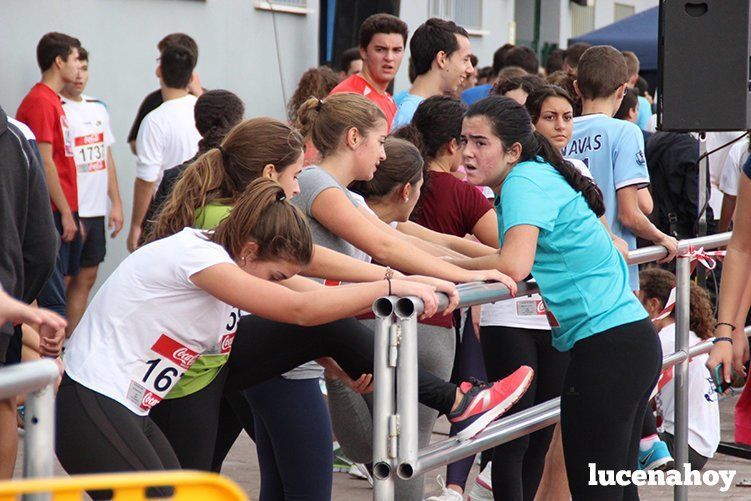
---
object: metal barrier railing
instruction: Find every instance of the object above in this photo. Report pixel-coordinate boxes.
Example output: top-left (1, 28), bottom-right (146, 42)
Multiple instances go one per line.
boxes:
top-left (371, 232), bottom-right (733, 501)
top-left (0, 359), bottom-right (59, 480)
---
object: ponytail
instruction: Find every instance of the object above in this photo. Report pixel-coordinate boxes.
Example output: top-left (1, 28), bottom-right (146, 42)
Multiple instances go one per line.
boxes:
top-left (211, 178), bottom-right (313, 264)
top-left (148, 148), bottom-right (226, 242)
top-left (148, 118), bottom-right (304, 242)
top-left (530, 130), bottom-right (605, 218)
top-left (296, 93), bottom-right (386, 158)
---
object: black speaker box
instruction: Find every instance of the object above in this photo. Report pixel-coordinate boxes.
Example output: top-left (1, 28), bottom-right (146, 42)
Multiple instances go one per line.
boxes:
top-left (658, 0), bottom-right (751, 131)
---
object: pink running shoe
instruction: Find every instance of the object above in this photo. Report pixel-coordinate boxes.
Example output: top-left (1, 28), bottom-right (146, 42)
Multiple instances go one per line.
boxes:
top-left (449, 366), bottom-right (534, 441)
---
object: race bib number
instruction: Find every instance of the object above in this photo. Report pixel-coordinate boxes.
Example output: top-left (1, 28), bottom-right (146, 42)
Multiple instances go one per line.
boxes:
top-left (127, 334), bottom-right (199, 411)
top-left (73, 132), bottom-right (106, 173)
top-left (515, 299), bottom-right (547, 317)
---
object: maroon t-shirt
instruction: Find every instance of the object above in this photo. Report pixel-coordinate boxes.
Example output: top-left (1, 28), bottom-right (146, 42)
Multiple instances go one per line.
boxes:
top-left (413, 171), bottom-right (493, 328)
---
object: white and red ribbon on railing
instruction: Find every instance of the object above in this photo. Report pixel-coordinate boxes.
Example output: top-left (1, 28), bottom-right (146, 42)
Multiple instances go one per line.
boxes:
top-left (651, 246), bottom-right (726, 396)
top-left (652, 245), bottom-right (726, 322)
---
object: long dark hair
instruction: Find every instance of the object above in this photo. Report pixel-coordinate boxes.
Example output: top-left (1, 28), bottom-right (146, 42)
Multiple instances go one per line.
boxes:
top-left (466, 95), bottom-right (605, 217)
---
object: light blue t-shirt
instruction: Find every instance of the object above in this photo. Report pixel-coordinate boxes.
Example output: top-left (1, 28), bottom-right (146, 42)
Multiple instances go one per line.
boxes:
top-left (392, 93), bottom-right (425, 129)
top-left (563, 113), bottom-right (649, 290)
top-left (637, 95), bottom-right (652, 130)
top-left (393, 89), bottom-right (409, 107)
top-left (461, 83), bottom-right (492, 105)
top-left (497, 159), bottom-right (648, 351)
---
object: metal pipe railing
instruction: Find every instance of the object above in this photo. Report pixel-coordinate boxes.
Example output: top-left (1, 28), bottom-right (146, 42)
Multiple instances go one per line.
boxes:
top-left (0, 358), bottom-right (59, 488)
top-left (372, 231), bottom-right (733, 500)
top-left (403, 339), bottom-right (717, 480)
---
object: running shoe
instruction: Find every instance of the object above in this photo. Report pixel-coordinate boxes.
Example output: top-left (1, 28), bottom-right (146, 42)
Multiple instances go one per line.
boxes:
top-left (468, 461), bottom-right (493, 500)
top-left (332, 442), bottom-right (352, 473)
top-left (638, 440), bottom-right (674, 471)
top-left (449, 366), bottom-right (534, 441)
top-left (424, 475), bottom-right (463, 501)
top-left (348, 463), bottom-right (374, 486)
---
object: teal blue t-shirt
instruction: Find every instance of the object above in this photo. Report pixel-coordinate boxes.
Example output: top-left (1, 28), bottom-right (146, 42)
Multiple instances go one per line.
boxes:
top-left (497, 159), bottom-right (648, 351)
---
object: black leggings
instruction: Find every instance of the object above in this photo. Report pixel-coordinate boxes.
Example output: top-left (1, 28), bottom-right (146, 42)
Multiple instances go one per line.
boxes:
top-left (155, 315), bottom-right (458, 471)
top-left (561, 318), bottom-right (661, 501)
top-left (149, 367), bottom-right (255, 471)
top-left (55, 374), bottom-right (180, 499)
top-left (480, 326), bottom-right (569, 501)
top-left (224, 315), bottom-right (456, 413)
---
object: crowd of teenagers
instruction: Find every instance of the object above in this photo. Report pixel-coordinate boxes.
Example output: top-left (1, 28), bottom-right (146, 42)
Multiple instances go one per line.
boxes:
top-left (1, 11), bottom-right (750, 501)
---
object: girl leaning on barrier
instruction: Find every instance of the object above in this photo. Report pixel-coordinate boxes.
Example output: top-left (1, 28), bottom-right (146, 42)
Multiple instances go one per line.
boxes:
top-left (707, 155), bottom-right (751, 443)
top-left (55, 177), bottom-right (458, 498)
top-left (141, 116), bottom-right (531, 500)
top-left (459, 94), bottom-right (662, 500)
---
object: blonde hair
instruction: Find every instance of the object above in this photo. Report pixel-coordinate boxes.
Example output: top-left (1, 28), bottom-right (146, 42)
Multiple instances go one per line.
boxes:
top-left (295, 93), bottom-right (386, 157)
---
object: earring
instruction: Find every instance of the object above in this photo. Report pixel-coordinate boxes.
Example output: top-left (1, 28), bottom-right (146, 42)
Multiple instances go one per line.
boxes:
top-left (405, 197), bottom-right (410, 203)
top-left (241, 255), bottom-right (247, 266)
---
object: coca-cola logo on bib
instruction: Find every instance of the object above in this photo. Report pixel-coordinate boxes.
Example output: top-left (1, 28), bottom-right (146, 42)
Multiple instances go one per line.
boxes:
top-left (220, 333), bottom-right (235, 354)
top-left (151, 334), bottom-right (200, 370)
top-left (140, 390), bottom-right (161, 410)
top-left (173, 347), bottom-right (199, 366)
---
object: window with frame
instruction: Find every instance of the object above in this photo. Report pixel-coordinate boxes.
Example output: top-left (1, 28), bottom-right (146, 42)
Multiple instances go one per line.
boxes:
top-left (614, 3), bottom-right (635, 22)
top-left (429, 0), bottom-right (483, 32)
top-left (254, 0), bottom-right (308, 14)
top-left (571, 2), bottom-right (595, 38)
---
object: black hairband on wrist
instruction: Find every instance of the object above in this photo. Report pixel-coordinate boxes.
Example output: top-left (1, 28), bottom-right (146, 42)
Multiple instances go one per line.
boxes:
top-left (716, 322), bottom-right (736, 331)
top-left (713, 336), bottom-right (733, 345)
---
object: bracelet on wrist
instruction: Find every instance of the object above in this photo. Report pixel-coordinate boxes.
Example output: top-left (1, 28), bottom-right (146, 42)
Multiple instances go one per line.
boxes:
top-left (716, 322), bottom-right (736, 331)
top-left (713, 336), bottom-right (733, 345)
top-left (384, 266), bottom-right (394, 280)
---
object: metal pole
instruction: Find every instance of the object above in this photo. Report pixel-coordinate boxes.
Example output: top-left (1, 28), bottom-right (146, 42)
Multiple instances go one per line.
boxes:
top-left (372, 297), bottom-right (396, 500)
top-left (697, 133), bottom-right (708, 287)
top-left (394, 298), bottom-right (419, 480)
top-left (673, 255), bottom-right (691, 501)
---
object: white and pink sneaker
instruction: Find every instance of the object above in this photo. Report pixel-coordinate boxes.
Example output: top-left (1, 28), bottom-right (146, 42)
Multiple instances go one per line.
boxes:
top-left (449, 366), bottom-right (534, 441)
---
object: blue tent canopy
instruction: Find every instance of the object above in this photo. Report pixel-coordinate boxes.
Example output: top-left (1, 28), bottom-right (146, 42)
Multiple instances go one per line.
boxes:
top-left (568, 6), bottom-right (658, 71)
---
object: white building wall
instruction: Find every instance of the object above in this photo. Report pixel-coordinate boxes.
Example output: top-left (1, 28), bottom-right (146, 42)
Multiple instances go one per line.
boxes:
top-left (0, 0), bottom-right (535, 290)
top-left (0, 0), bottom-right (320, 290)
top-left (535, 0), bottom-right (658, 49)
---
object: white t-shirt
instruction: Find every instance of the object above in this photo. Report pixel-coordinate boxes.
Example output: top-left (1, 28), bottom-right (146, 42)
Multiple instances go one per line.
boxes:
top-left (719, 139), bottom-right (750, 198)
top-left (707, 131), bottom-right (747, 214)
top-left (655, 323), bottom-right (720, 458)
top-left (479, 157), bottom-right (592, 330)
top-left (61, 95), bottom-right (115, 217)
top-left (135, 94), bottom-right (200, 186)
top-left (64, 228), bottom-right (236, 415)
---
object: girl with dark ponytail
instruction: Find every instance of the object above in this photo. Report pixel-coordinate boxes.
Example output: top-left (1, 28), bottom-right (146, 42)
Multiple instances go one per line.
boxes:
top-left (460, 94), bottom-right (661, 500)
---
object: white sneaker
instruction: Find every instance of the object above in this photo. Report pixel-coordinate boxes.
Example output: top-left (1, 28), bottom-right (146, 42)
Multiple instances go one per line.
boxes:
top-left (348, 463), bottom-right (374, 486)
top-left (468, 462), bottom-right (493, 500)
top-left (425, 475), bottom-right (463, 501)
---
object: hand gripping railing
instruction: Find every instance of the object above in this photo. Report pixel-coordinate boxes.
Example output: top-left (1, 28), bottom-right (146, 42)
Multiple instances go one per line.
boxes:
top-left (371, 232), bottom-right (732, 501)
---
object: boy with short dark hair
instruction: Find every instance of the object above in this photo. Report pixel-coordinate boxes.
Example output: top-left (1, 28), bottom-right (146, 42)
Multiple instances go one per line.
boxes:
top-left (127, 43), bottom-right (201, 252)
top-left (565, 45), bottom-right (678, 291)
top-left (329, 13), bottom-right (408, 128)
top-left (338, 47), bottom-right (362, 78)
top-left (16, 32), bottom-right (83, 320)
top-left (61, 47), bottom-right (124, 334)
top-left (393, 18), bottom-right (473, 128)
top-left (503, 46), bottom-right (539, 75)
top-left (127, 33), bottom-right (201, 154)
top-left (563, 42), bottom-right (591, 72)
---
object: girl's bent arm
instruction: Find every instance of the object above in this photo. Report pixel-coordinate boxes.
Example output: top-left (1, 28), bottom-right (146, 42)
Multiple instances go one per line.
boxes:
top-left (190, 264), bottom-right (445, 325)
